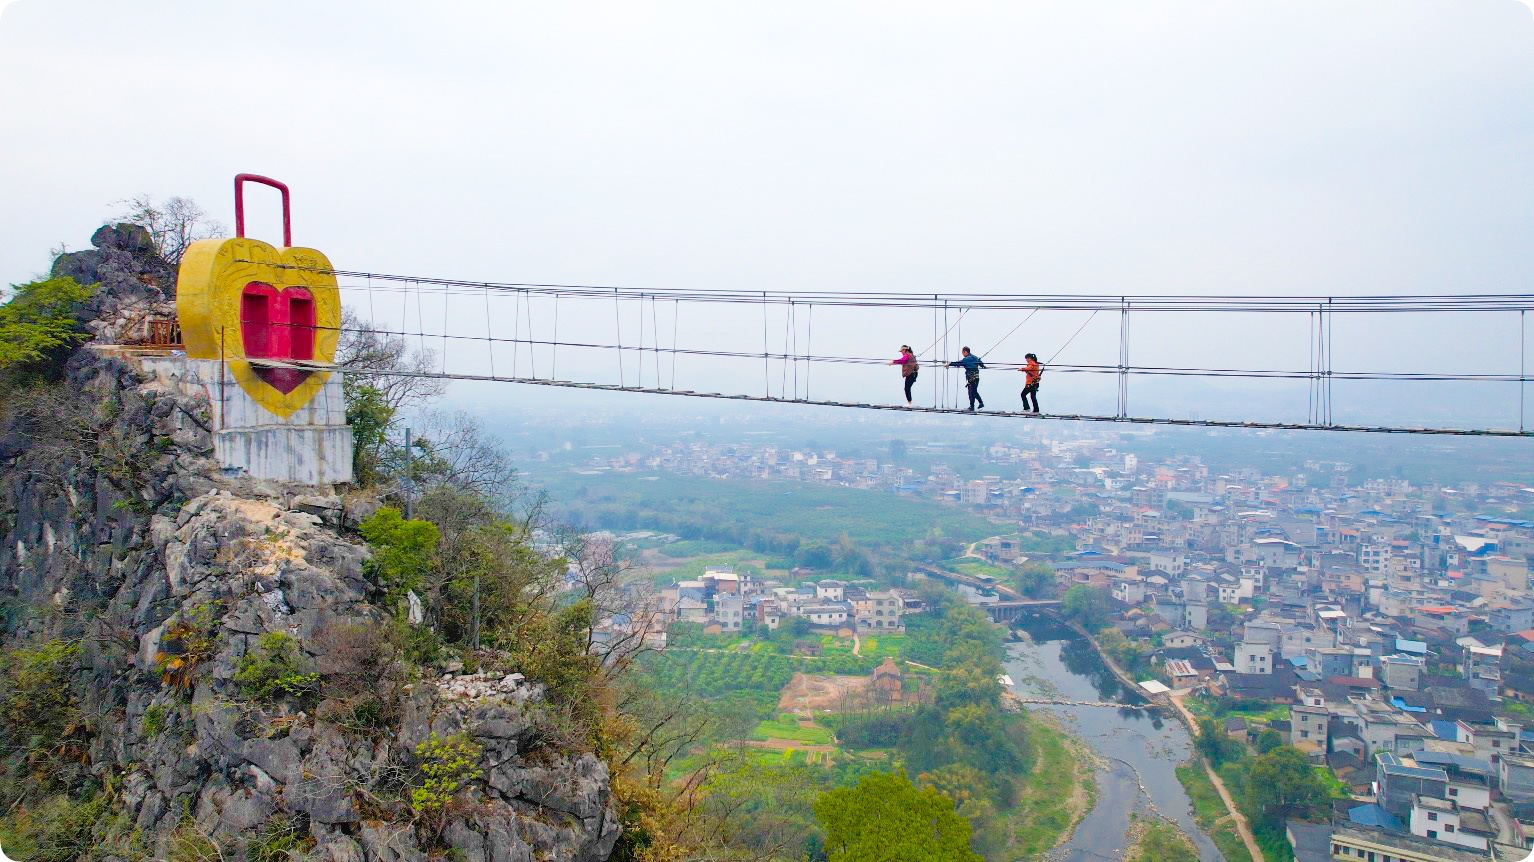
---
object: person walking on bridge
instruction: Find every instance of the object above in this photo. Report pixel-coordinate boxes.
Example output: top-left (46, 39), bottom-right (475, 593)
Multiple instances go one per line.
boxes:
top-left (1019, 353), bottom-right (1042, 413)
top-left (949, 347), bottom-right (986, 411)
top-left (889, 345), bottom-right (920, 407)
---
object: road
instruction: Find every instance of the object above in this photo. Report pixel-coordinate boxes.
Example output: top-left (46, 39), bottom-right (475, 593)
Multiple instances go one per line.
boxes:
top-left (1167, 693), bottom-right (1267, 862)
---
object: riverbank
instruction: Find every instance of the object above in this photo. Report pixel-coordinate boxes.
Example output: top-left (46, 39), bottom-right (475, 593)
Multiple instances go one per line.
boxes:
top-left (1000, 617), bottom-right (1227, 862)
top-left (1059, 615), bottom-right (1267, 862)
top-left (1176, 761), bottom-right (1256, 862)
top-left (1125, 814), bottom-right (1199, 862)
top-left (1004, 710), bottom-right (1099, 858)
top-left (1167, 694), bottom-right (1267, 862)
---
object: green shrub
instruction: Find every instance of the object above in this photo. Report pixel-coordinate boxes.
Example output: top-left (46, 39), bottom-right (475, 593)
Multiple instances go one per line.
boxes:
top-left (0, 276), bottom-right (94, 384)
top-left (155, 603), bottom-right (221, 691)
top-left (234, 632), bottom-right (319, 701)
top-left (142, 704), bottom-right (168, 737)
top-left (247, 815), bottom-right (312, 862)
top-left (0, 792), bottom-right (109, 862)
top-left (358, 508), bottom-right (438, 600)
top-left (411, 733), bottom-right (482, 818)
top-left (0, 639), bottom-right (87, 781)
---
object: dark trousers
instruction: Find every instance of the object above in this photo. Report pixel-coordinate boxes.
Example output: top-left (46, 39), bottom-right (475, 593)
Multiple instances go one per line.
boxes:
top-left (1021, 383), bottom-right (1039, 412)
top-left (903, 372), bottom-right (918, 403)
top-left (966, 377), bottom-right (983, 409)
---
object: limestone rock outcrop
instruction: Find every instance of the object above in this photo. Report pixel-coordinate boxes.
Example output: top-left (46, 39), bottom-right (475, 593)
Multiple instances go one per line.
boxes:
top-left (0, 230), bottom-right (619, 861)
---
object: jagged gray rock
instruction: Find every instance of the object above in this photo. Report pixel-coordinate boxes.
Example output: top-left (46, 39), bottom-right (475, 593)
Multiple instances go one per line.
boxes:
top-left (0, 228), bottom-right (620, 861)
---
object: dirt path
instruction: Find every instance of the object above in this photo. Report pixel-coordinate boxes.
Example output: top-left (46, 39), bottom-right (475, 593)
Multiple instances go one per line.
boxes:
top-left (852, 630), bottom-right (861, 656)
top-left (1168, 693), bottom-right (1266, 862)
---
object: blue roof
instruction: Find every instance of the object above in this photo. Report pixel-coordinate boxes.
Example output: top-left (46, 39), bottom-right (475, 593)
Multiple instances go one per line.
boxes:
top-left (1395, 638), bottom-right (1428, 655)
top-left (1432, 720), bottom-right (1461, 741)
top-left (1391, 697), bottom-right (1427, 713)
top-left (1347, 803), bottom-right (1402, 831)
top-left (1290, 656), bottom-right (1309, 668)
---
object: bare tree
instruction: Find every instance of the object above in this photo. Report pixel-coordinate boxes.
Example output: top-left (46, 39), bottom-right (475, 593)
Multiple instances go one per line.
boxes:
top-left (112, 195), bottom-right (227, 265)
top-left (411, 409), bottom-right (523, 503)
top-left (556, 530), bottom-right (665, 679)
top-left (337, 308), bottom-right (446, 413)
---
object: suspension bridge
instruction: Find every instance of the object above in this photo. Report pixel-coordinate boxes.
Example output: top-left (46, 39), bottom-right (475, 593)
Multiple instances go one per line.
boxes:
top-left (228, 259), bottom-right (1534, 437)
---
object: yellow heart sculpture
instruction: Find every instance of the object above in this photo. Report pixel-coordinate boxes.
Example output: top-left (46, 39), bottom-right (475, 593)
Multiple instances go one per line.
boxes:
top-left (176, 237), bottom-right (341, 419)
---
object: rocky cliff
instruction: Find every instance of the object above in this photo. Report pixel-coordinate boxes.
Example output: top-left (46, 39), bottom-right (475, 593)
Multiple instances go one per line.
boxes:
top-left (0, 227), bottom-right (619, 861)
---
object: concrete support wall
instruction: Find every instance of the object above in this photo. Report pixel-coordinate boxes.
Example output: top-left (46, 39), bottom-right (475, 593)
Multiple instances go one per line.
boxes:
top-left (139, 357), bottom-right (354, 485)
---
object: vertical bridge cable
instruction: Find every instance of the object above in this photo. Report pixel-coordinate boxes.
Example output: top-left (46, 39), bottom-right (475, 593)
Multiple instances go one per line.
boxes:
top-left (671, 299), bottom-right (680, 391)
top-left (512, 287), bottom-right (521, 378)
top-left (932, 302), bottom-right (944, 407)
top-left (414, 280), bottom-right (426, 369)
top-left (762, 292), bottom-right (770, 398)
top-left (552, 295), bottom-right (560, 381)
top-left (1118, 298), bottom-right (1130, 419)
top-left (525, 290), bottom-right (537, 380)
top-left (789, 300), bottom-right (797, 399)
top-left (441, 288), bottom-right (450, 373)
top-left (1522, 309), bottom-right (1527, 433)
top-left (1308, 309), bottom-right (1316, 425)
top-left (806, 303), bottom-right (813, 402)
top-left (652, 295), bottom-right (662, 392)
top-left (782, 300), bottom-right (792, 399)
top-left (638, 293), bottom-right (646, 389)
top-left (483, 287), bottom-right (495, 379)
top-left (1319, 299), bottom-right (1331, 426)
top-left (614, 288), bottom-right (624, 387)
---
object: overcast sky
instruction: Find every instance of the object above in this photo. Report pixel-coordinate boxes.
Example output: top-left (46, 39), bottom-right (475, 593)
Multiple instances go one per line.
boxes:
top-left (3, 1), bottom-right (1533, 428)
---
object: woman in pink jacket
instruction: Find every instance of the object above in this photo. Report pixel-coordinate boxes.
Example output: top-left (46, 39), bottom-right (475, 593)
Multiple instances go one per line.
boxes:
top-left (890, 345), bottom-right (919, 406)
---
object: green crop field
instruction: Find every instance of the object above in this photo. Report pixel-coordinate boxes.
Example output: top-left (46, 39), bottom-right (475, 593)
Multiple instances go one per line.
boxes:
top-left (533, 470), bottom-right (997, 551)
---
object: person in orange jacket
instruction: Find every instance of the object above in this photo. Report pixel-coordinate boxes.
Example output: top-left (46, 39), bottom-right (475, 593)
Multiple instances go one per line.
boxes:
top-left (1019, 353), bottom-right (1042, 413)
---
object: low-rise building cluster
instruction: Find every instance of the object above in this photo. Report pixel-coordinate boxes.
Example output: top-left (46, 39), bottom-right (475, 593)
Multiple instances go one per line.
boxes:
top-left (656, 568), bottom-right (922, 637)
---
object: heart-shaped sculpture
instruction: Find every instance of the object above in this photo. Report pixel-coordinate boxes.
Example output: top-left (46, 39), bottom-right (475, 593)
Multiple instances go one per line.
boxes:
top-left (176, 237), bottom-right (340, 419)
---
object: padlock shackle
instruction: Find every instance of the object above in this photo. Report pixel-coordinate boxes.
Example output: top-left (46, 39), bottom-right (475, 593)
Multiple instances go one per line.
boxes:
top-left (234, 173), bottom-right (292, 247)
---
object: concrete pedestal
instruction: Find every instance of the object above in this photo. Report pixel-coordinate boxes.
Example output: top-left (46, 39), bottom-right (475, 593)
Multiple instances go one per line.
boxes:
top-left (140, 357), bottom-right (354, 485)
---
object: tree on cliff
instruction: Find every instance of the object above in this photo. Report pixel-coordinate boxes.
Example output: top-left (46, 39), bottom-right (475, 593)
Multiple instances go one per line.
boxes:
top-left (0, 276), bottom-right (94, 386)
top-left (112, 194), bottom-right (225, 265)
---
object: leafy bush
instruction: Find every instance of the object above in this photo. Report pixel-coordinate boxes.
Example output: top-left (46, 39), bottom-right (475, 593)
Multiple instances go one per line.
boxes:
top-left (234, 632), bottom-right (319, 701)
top-left (0, 639), bottom-right (88, 782)
top-left (156, 603), bottom-right (221, 691)
top-left (0, 792), bottom-right (109, 862)
top-left (142, 704), bottom-right (168, 737)
top-left (358, 507), bottom-right (438, 600)
top-left (0, 276), bottom-right (94, 384)
top-left (247, 815), bottom-right (312, 862)
top-left (411, 733), bottom-right (482, 818)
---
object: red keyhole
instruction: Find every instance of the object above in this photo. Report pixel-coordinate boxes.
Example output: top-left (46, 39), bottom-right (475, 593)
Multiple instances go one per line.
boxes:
top-left (241, 282), bottom-right (316, 393)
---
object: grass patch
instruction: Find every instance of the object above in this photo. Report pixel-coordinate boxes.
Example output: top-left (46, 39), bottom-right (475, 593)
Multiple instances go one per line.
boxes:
top-left (1186, 694), bottom-right (1290, 724)
top-left (1128, 816), bottom-right (1198, 862)
top-left (944, 557), bottom-right (1015, 581)
top-left (751, 718), bottom-right (834, 745)
top-left (1175, 761), bottom-right (1254, 862)
top-left (856, 634), bottom-right (907, 661)
top-left (1006, 716), bottom-right (1094, 858)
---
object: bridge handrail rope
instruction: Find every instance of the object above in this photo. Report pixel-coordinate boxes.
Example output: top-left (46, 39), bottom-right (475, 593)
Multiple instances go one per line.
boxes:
top-left (225, 263), bottom-right (1534, 437)
top-left (251, 316), bottom-right (1532, 383)
top-left (230, 351), bottom-right (1534, 437)
top-left (238, 259), bottom-right (1534, 311)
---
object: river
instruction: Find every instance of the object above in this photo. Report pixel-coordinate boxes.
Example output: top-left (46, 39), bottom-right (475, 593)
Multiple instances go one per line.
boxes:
top-left (1003, 614), bottom-right (1226, 862)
